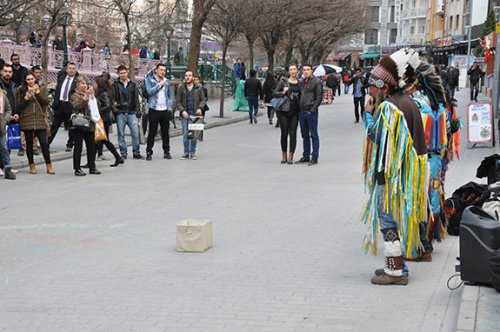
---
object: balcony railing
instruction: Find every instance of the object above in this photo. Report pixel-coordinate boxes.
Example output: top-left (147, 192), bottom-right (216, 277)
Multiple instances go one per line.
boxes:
top-left (401, 7), bottom-right (428, 19)
top-left (0, 39), bottom-right (166, 79)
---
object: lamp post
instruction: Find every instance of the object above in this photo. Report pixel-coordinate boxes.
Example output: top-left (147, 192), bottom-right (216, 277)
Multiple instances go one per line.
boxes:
top-left (165, 25), bottom-right (174, 76)
top-left (59, 5), bottom-right (72, 64)
top-left (466, 0), bottom-right (474, 69)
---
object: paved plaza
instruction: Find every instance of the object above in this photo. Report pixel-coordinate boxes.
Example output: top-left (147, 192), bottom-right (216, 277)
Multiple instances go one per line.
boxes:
top-left (0, 89), bottom-right (499, 331)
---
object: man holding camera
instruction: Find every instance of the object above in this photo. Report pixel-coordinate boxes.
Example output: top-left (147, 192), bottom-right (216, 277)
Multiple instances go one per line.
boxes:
top-left (349, 68), bottom-right (368, 123)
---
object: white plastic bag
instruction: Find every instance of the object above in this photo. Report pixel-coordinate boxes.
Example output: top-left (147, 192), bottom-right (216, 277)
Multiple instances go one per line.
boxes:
top-left (88, 97), bottom-right (101, 122)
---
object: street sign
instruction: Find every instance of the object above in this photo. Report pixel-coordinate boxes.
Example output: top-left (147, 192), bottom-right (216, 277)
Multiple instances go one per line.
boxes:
top-left (467, 102), bottom-right (495, 148)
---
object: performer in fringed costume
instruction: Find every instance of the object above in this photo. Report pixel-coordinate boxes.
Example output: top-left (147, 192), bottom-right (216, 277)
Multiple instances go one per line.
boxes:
top-left (405, 58), bottom-right (461, 261)
top-left (362, 50), bottom-right (428, 285)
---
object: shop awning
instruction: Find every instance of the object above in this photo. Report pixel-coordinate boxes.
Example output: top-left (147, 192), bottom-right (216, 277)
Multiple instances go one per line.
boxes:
top-left (360, 53), bottom-right (380, 59)
top-left (332, 52), bottom-right (351, 61)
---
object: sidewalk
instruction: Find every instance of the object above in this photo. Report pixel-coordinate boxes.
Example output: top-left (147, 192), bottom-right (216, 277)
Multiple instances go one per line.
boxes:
top-left (8, 97), bottom-right (249, 169)
top-left (451, 88), bottom-right (500, 332)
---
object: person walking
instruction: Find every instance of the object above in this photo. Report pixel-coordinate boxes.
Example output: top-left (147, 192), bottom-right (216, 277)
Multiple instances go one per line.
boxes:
top-left (16, 73), bottom-right (54, 175)
top-left (273, 65), bottom-right (301, 164)
top-left (349, 68), bottom-right (368, 123)
top-left (244, 69), bottom-right (263, 124)
top-left (0, 88), bottom-right (16, 180)
top-left (446, 66), bottom-right (459, 98)
top-left (70, 76), bottom-right (101, 176)
top-left (342, 69), bottom-right (350, 95)
top-left (176, 70), bottom-right (206, 160)
top-left (49, 62), bottom-right (78, 151)
top-left (325, 71), bottom-right (339, 97)
top-left (194, 75), bottom-right (209, 122)
top-left (145, 63), bottom-right (173, 161)
top-left (94, 74), bottom-right (124, 167)
top-left (467, 62), bottom-right (484, 102)
top-left (263, 71), bottom-right (277, 126)
top-left (111, 65), bottom-right (144, 160)
top-left (297, 64), bottom-right (323, 166)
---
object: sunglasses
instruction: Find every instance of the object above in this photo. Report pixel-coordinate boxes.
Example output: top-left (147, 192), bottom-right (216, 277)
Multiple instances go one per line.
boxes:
top-left (368, 76), bottom-right (385, 89)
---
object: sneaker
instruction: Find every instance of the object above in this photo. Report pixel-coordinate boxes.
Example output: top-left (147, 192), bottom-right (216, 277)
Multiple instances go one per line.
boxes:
top-left (146, 154), bottom-right (152, 161)
top-left (0, 168), bottom-right (4, 176)
top-left (133, 154), bottom-right (145, 160)
top-left (164, 152), bottom-right (172, 159)
top-left (308, 159), bottom-right (318, 166)
top-left (180, 154), bottom-right (189, 160)
top-left (65, 145), bottom-right (73, 152)
top-left (74, 169), bottom-right (86, 176)
top-left (89, 168), bottom-right (101, 175)
top-left (11, 169), bottom-right (18, 174)
top-left (4, 167), bottom-right (16, 180)
top-left (295, 157), bottom-right (310, 164)
top-left (254, 117), bottom-right (258, 124)
top-left (190, 154), bottom-right (197, 160)
top-left (17, 149), bottom-right (25, 156)
top-left (371, 273), bottom-right (408, 285)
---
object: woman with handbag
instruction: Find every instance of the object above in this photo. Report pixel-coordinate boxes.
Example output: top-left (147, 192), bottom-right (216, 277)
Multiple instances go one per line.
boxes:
top-left (17, 72), bottom-right (55, 174)
top-left (273, 65), bottom-right (301, 164)
top-left (94, 74), bottom-right (124, 167)
top-left (70, 76), bottom-right (101, 176)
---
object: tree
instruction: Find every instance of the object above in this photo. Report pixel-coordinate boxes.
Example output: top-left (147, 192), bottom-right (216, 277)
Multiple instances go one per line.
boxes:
top-left (205, 0), bottom-right (243, 118)
top-left (187, 0), bottom-right (217, 73)
top-left (237, 1), bottom-right (265, 70)
top-left (0, 0), bottom-right (38, 27)
top-left (481, 10), bottom-right (496, 38)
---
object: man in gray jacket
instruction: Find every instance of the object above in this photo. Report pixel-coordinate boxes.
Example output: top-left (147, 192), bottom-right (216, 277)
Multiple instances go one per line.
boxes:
top-left (176, 70), bottom-right (206, 160)
top-left (297, 64), bottom-right (323, 166)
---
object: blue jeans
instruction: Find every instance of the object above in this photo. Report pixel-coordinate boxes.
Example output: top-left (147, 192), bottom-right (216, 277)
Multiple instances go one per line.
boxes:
top-left (344, 83), bottom-right (349, 94)
top-left (116, 113), bottom-right (140, 157)
top-left (0, 135), bottom-right (11, 168)
top-left (299, 112), bottom-right (320, 160)
top-left (248, 96), bottom-right (259, 123)
top-left (180, 116), bottom-right (197, 155)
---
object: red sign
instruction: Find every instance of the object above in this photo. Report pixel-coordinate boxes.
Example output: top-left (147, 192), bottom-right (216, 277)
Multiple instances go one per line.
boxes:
top-left (435, 37), bottom-right (452, 47)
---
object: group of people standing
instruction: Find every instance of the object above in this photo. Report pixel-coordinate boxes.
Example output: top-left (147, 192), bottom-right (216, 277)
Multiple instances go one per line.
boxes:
top-left (243, 64), bottom-right (323, 166)
top-left (361, 48), bottom-right (461, 286)
top-left (0, 57), bottom-right (211, 179)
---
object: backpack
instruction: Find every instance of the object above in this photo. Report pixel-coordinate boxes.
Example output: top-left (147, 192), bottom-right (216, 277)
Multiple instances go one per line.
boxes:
top-left (343, 73), bottom-right (349, 83)
top-left (445, 182), bottom-right (488, 236)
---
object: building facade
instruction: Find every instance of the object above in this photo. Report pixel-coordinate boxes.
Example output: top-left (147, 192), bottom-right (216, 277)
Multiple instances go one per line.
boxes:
top-left (397, 0), bottom-right (429, 45)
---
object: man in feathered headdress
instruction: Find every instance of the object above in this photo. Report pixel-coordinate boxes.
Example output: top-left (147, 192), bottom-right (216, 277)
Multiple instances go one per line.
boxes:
top-left (362, 49), bottom-right (428, 285)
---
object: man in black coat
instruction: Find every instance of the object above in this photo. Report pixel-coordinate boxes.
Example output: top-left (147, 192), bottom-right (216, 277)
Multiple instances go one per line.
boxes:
top-left (49, 62), bottom-right (78, 151)
top-left (467, 63), bottom-right (484, 102)
top-left (10, 54), bottom-right (28, 87)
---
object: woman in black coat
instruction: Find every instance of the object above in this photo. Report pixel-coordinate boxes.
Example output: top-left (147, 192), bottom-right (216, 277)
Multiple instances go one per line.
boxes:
top-left (263, 71), bottom-right (277, 126)
top-left (95, 74), bottom-right (124, 167)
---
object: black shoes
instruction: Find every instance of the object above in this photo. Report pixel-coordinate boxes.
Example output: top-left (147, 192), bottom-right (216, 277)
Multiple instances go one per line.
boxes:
top-left (89, 168), bottom-right (101, 175)
top-left (17, 149), bottom-right (25, 156)
top-left (133, 154), bottom-right (145, 160)
top-left (308, 159), bottom-right (318, 166)
top-left (146, 153), bottom-right (152, 161)
top-left (164, 152), bottom-right (172, 159)
top-left (81, 163), bottom-right (89, 168)
top-left (110, 158), bottom-right (125, 167)
top-left (74, 169), bottom-right (86, 176)
top-left (4, 167), bottom-right (16, 180)
top-left (295, 157), bottom-right (310, 164)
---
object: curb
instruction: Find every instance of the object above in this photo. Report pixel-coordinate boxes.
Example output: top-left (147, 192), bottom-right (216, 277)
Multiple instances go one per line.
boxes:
top-left (456, 285), bottom-right (479, 332)
top-left (10, 110), bottom-right (251, 169)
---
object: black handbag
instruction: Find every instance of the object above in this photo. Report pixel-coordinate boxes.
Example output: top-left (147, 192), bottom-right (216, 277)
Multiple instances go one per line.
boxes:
top-left (70, 113), bottom-right (91, 131)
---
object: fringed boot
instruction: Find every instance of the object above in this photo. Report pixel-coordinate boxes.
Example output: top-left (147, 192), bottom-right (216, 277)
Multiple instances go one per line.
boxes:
top-left (372, 240), bottom-right (408, 285)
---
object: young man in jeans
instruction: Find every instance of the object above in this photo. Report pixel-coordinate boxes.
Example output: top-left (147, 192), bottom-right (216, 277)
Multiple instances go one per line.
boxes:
top-left (111, 65), bottom-right (144, 160)
top-left (0, 89), bottom-right (16, 180)
top-left (176, 70), bottom-right (206, 160)
top-left (296, 64), bottom-right (323, 166)
top-left (244, 69), bottom-right (263, 124)
top-left (145, 63), bottom-right (173, 161)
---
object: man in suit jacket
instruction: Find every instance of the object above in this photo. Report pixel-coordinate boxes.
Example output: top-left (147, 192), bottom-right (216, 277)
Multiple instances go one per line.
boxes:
top-left (49, 62), bottom-right (78, 151)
